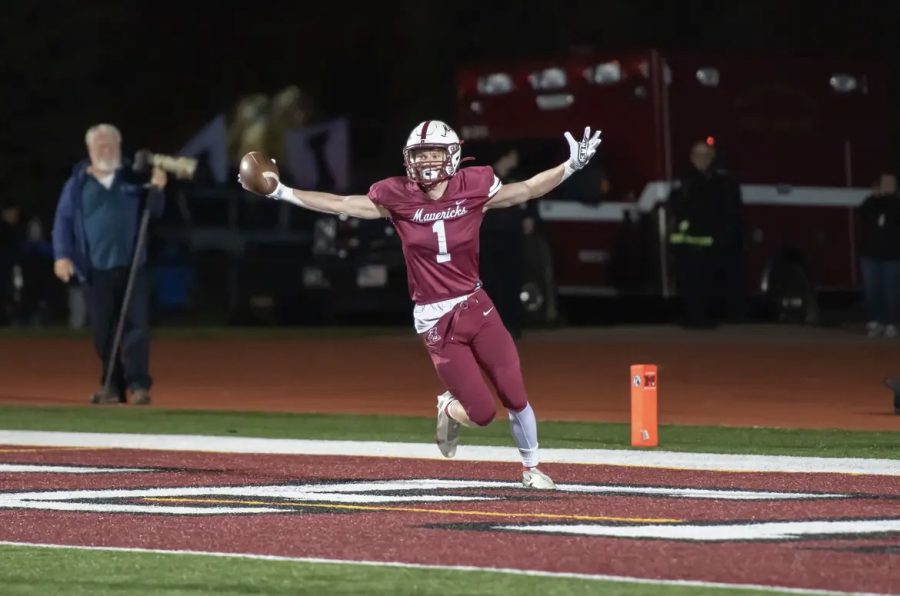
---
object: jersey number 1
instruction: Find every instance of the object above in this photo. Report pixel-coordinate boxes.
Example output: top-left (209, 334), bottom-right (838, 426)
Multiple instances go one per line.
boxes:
top-left (432, 220), bottom-right (451, 263)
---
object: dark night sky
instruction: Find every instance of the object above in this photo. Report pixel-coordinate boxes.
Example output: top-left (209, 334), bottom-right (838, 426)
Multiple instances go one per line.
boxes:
top-left (3, 0), bottom-right (900, 219)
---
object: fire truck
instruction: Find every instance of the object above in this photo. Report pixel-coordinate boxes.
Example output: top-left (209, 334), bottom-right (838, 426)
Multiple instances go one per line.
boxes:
top-left (456, 49), bottom-right (891, 323)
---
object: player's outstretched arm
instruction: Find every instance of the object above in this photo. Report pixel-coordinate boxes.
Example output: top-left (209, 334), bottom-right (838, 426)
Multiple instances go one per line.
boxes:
top-left (267, 182), bottom-right (387, 219)
top-left (486, 127), bottom-right (601, 209)
top-left (240, 174), bottom-right (387, 220)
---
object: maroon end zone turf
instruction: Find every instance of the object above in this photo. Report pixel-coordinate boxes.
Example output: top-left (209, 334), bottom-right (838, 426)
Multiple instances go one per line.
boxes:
top-left (1, 447), bottom-right (898, 593)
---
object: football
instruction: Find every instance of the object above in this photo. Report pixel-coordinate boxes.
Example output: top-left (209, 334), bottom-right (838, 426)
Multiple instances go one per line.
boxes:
top-left (239, 151), bottom-right (279, 195)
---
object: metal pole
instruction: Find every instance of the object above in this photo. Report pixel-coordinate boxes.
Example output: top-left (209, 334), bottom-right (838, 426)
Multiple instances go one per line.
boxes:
top-left (102, 198), bottom-right (152, 399)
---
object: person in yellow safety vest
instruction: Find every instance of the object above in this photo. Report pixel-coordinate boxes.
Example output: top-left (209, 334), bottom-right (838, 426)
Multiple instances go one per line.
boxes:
top-left (669, 218), bottom-right (714, 247)
top-left (668, 140), bottom-right (744, 328)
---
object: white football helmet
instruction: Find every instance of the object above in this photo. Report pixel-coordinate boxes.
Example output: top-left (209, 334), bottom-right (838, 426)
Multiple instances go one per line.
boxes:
top-left (402, 120), bottom-right (462, 185)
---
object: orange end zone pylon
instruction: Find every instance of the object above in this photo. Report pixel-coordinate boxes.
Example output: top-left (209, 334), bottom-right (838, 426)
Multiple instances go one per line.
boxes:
top-left (630, 364), bottom-right (658, 447)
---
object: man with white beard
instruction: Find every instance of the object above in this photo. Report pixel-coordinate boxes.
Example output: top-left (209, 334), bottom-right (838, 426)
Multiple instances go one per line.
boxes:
top-left (52, 124), bottom-right (167, 405)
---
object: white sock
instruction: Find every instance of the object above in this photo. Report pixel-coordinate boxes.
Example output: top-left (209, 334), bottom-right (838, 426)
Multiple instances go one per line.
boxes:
top-left (508, 403), bottom-right (539, 468)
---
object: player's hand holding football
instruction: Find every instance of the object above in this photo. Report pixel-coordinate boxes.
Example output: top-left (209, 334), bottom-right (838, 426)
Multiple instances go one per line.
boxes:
top-left (563, 127), bottom-right (602, 178)
top-left (238, 152), bottom-right (293, 200)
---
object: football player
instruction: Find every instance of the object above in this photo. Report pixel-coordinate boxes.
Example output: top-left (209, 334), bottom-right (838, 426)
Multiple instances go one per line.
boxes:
top-left (240, 120), bottom-right (601, 488)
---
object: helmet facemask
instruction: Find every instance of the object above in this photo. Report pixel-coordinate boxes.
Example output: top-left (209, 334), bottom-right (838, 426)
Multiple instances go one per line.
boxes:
top-left (403, 144), bottom-right (459, 186)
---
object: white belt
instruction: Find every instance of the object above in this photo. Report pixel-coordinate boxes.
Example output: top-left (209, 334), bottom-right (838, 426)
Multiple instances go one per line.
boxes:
top-left (413, 292), bottom-right (475, 334)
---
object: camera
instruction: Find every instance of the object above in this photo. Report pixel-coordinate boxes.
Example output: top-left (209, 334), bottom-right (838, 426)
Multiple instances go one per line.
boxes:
top-left (133, 149), bottom-right (197, 180)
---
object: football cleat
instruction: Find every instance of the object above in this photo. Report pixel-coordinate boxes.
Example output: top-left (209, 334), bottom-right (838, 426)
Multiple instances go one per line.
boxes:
top-left (435, 390), bottom-right (461, 458)
top-left (522, 467), bottom-right (556, 489)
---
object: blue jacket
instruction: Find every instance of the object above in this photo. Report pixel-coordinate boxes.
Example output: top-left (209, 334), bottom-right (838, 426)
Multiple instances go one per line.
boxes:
top-left (52, 159), bottom-right (165, 283)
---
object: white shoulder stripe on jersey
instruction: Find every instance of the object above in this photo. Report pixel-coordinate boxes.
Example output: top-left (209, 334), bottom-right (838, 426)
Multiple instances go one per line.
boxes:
top-left (488, 176), bottom-right (502, 198)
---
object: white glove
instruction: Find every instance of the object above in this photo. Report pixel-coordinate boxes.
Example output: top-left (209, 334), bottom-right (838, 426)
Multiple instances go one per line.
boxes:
top-left (563, 126), bottom-right (602, 180)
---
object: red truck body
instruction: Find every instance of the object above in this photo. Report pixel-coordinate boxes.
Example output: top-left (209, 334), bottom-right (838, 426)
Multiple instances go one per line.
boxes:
top-left (456, 49), bottom-right (890, 307)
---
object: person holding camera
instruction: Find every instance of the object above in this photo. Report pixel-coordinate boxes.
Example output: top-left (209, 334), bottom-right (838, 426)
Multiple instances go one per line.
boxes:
top-left (51, 123), bottom-right (167, 405)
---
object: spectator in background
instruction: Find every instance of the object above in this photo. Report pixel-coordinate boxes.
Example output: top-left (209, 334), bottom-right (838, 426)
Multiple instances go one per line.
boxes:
top-left (225, 86), bottom-right (319, 187)
top-left (857, 172), bottom-right (900, 338)
top-left (0, 200), bottom-right (23, 325)
top-left (480, 148), bottom-right (527, 338)
top-left (668, 140), bottom-right (744, 328)
top-left (52, 123), bottom-right (167, 405)
top-left (267, 85), bottom-right (317, 169)
top-left (712, 146), bottom-right (746, 323)
top-left (17, 216), bottom-right (57, 325)
top-left (228, 94), bottom-right (271, 171)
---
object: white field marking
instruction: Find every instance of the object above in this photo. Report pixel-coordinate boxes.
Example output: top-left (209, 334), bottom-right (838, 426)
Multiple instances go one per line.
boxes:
top-left (0, 464), bottom-right (151, 474)
top-left (235, 479), bottom-right (846, 500)
top-left (0, 541), bottom-right (879, 596)
top-left (0, 502), bottom-right (280, 515)
top-left (0, 430), bottom-right (898, 476)
top-left (0, 479), bottom-right (845, 516)
top-left (495, 519), bottom-right (900, 542)
top-left (554, 484), bottom-right (846, 500)
top-left (0, 482), bottom-right (497, 515)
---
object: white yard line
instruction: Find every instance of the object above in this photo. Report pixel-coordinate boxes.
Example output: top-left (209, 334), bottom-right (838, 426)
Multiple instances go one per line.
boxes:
top-left (0, 541), bottom-right (877, 596)
top-left (0, 464), bottom-right (150, 474)
top-left (0, 430), bottom-right (898, 476)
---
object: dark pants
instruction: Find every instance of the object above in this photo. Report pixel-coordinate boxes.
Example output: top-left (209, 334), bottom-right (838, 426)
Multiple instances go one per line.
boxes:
top-left (715, 247), bottom-right (747, 322)
top-left (87, 266), bottom-right (152, 398)
top-left (861, 258), bottom-right (900, 326)
top-left (675, 246), bottom-right (716, 328)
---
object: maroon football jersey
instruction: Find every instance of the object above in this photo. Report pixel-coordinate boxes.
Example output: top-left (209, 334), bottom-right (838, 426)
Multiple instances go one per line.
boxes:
top-left (368, 166), bottom-right (502, 304)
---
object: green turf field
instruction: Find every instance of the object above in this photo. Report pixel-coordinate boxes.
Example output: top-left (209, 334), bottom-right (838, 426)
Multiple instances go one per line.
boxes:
top-left (0, 545), bottom-right (798, 596)
top-left (0, 405), bottom-right (896, 458)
